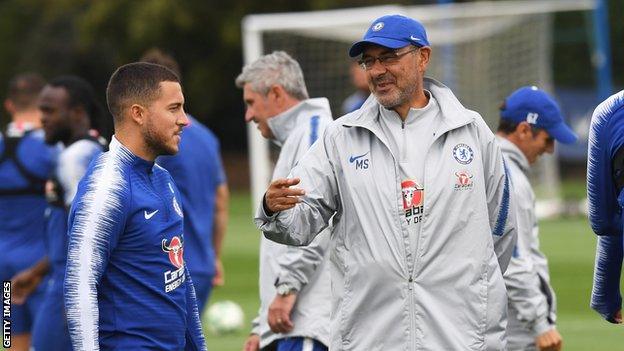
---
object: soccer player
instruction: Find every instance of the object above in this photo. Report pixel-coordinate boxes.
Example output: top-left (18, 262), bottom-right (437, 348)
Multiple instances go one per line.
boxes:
top-left (237, 51), bottom-right (332, 351)
top-left (496, 86), bottom-right (577, 351)
top-left (64, 62), bottom-right (206, 350)
top-left (141, 49), bottom-right (229, 313)
top-left (256, 15), bottom-right (517, 350)
top-left (10, 76), bottom-right (106, 351)
top-left (587, 90), bottom-right (624, 324)
top-left (0, 73), bottom-right (55, 351)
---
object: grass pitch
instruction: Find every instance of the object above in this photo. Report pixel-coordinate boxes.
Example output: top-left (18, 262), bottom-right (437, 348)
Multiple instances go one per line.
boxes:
top-left (205, 192), bottom-right (622, 350)
top-left (4, 192), bottom-right (618, 350)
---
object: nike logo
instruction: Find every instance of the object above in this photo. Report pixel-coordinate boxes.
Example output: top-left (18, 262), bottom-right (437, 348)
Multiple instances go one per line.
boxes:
top-left (410, 36), bottom-right (420, 41)
top-left (144, 210), bottom-right (159, 219)
top-left (349, 152), bottom-right (369, 163)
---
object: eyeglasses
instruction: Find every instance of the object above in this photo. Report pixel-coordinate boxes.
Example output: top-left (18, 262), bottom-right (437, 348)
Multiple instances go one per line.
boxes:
top-left (357, 48), bottom-right (419, 70)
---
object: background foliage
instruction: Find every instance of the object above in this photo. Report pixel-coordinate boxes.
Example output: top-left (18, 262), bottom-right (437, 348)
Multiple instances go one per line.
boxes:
top-left (0, 0), bottom-right (621, 152)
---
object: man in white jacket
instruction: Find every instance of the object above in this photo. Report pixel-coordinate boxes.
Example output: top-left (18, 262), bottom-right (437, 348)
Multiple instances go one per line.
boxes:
top-left (237, 51), bottom-right (332, 351)
top-left (497, 86), bottom-right (577, 351)
top-left (257, 14), bottom-right (517, 350)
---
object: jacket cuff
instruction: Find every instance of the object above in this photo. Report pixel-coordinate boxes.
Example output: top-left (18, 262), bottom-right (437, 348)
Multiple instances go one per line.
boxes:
top-left (275, 273), bottom-right (303, 292)
top-left (532, 317), bottom-right (553, 336)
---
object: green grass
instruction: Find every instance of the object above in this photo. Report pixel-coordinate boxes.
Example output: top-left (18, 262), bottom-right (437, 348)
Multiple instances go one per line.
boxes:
top-left (205, 193), bottom-right (622, 350)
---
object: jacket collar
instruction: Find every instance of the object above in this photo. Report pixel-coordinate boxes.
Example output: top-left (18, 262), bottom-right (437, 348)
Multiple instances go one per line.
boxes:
top-left (267, 98), bottom-right (332, 146)
top-left (496, 135), bottom-right (530, 175)
top-left (340, 77), bottom-right (475, 138)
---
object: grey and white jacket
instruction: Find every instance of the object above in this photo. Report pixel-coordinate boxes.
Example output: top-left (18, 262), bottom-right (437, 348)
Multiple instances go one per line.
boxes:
top-left (256, 78), bottom-right (517, 351)
top-left (251, 98), bottom-right (333, 349)
top-left (498, 136), bottom-right (557, 341)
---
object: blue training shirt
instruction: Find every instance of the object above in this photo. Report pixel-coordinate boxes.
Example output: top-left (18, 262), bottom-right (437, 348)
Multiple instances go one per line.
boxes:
top-left (587, 90), bottom-right (624, 321)
top-left (64, 137), bottom-right (206, 351)
top-left (0, 125), bottom-right (56, 273)
top-left (157, 116), bottom-right (226, 278)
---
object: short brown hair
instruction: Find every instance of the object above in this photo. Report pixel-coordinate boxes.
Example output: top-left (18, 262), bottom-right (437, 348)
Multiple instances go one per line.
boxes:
top-left (7, 73), bottom-right (45, 111)
top-left (106, 62), bottom-right (180, 123)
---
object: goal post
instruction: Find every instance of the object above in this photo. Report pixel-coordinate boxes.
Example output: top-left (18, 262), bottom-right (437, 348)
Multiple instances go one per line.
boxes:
top-left (242, 0), bottom-right (599, 212)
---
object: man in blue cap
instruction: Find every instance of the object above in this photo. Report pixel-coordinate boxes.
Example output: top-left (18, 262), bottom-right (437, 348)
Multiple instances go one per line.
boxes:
top-left (256, 14), bottom-right (517, 350)
top-left (497, 86), bottom-right (577, 351)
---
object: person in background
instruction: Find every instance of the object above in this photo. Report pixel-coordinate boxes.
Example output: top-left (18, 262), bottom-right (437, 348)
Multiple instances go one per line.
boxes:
top-left (0, 73), bottom-right (56, 351)
top-left (341, 61), bottom-right (369, 115)
top-left (497, 86), bottom-right (577, 351)
top-left (141, 48), bottom-right (229, 313)
top-left (237, 51), bottom-right (332, 351)
top-left (11, 75), bottom-right (107, 351)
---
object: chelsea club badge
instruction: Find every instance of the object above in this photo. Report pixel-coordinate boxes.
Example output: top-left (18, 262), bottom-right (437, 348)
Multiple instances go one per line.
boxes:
top-left (453, 143), bottom-right (474, 165)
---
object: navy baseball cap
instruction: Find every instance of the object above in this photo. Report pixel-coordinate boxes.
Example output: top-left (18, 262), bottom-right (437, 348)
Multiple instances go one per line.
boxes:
top-left (349, 14), bottom-right (430, 57)
top-left (501, 86), bottom-right (578, 144)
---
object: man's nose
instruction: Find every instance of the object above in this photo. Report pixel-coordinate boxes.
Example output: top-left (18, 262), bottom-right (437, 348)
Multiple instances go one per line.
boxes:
top-left (244, 108), bottom-right (254, 123)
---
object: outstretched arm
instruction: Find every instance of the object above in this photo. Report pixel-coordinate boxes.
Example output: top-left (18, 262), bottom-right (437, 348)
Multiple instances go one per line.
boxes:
top-left (256, 131), bottom-right (340, 246)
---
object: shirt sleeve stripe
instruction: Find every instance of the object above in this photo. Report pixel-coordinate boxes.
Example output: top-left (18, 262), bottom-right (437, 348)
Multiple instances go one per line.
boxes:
top-left (65, 145), bottom-right (131, 351)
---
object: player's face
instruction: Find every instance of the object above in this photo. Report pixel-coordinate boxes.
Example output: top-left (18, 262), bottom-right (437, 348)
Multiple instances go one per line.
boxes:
top-left (362, 44), bottom-right (430, 110)
top-left (39, 86), bottom-right (72, 145)
top-left (243, 83), bottom-right (280, 139)
top-left (525, 129), bottom-right (555, 164)
top-left (142, 81), bottom-right (188, 156)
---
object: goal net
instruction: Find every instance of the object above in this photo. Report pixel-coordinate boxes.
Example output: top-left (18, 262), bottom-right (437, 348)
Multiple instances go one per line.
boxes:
top-left (242, 0), bottom-right (598, 215)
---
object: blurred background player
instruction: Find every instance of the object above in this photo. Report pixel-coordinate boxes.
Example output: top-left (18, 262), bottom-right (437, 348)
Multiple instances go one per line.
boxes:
top-left (11, 75), bottom-right (106, 351)
top-left (0, 73), bottom-right (56, 351)
top-left (497, 86), bottom-right (577, 351)
top-left (340, 61), bottom-right (369, 115)
top-left (140, 48), bottom-right (230, 313)
top-left (64, 62), bottom-right (206, 350)
top-left (236, 51), bottom-right (331, 351)
top-left (586, 90), bottom-right (624, 324)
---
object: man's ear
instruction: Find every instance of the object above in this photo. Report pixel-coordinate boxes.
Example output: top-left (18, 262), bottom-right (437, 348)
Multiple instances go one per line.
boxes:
top-left (268, 85), bottom-right (282, 101)
top-left (516, 121), bottom-right (533, 139)
top-left (418, 47), bottom-right (431, 72)
top-left (130, 104), bottom-right (146, 125)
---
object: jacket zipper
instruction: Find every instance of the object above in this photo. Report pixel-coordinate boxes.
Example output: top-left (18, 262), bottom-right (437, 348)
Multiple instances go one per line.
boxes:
top-left (343, 114), bottom-right (473, 350)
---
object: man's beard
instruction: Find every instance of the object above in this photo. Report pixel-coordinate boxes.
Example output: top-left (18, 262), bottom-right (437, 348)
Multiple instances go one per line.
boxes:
top-left (372, 73), bottom-right (418, 109)
top-left (143, 122), bottom-right (175, 157)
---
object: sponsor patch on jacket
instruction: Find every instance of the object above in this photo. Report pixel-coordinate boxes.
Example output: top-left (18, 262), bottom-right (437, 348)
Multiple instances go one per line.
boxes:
top-left (401, 179), bottom-right (424, 225)
top-left (454, 170), bottom-right (474, 191)
top-left (452, 143), bottom-right (474, 164)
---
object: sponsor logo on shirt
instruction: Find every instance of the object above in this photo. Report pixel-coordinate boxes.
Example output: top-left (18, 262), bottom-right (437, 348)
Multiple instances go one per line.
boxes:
top-left (162, 236), bottom-right (185, 292)
top-left (454, 170), bottom-right (474, 191)
top-left (453, 143), bottom-right (474, 165)
top-left (401, 179), bottom-right (424, 225)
